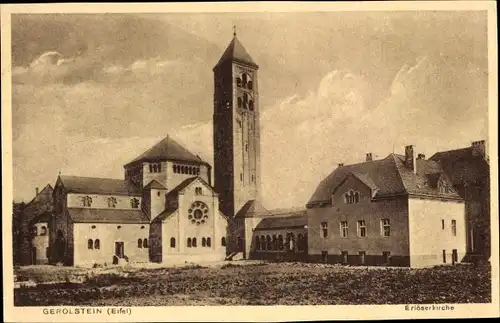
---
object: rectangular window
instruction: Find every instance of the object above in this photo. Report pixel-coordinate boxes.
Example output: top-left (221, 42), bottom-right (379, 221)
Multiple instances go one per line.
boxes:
top-left (321, 222), bottom-right (328, 238)
top-left (359, 251), bottom-right (366, 265)
top-left (341, 251), bottom-right (348, 264)
top-left (381, 219), bottom-right (390, 237)
top-left (357, 220), bottom-right (366, 238)
top-left (383, 251), bottom-right (391, 264)
top-left (240, 173), bottom-right (243, 182)
top-left (442, 249), bottom-right (446, 263)
top-left (452, 249), bottom-right (458, 264)
top-left (442, 219), bottom-right (445, 230)
top-left (451, 220), bottom-right (457, 236)
top-left (340, 221), bottom-right (348, 238)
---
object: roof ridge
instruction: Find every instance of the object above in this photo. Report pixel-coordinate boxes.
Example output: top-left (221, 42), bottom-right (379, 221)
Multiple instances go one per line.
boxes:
top-left (389, 153), bottom-right (409, 194)
top-left (60, 175), bottom-right (128, 181)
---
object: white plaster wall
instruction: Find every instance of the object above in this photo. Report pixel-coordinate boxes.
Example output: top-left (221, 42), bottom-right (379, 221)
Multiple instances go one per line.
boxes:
top-left (73, 222), bottom-right (150, 267)
top-left (408, 198), bottom-right (466, 268)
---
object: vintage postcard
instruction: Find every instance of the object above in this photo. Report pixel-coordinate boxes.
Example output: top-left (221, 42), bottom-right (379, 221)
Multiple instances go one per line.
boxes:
top-left (1, 1), bottom-right (498, 322)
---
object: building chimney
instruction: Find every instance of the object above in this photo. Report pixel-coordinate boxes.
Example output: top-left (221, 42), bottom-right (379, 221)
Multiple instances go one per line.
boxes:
top-left (417, 153), bottom-right (426, 160)
top-left (471, 140), bottom-right (486, 158)
top-left (366, 153), bottom-right (372, 162)
top-left (35, 187), bottom-right (39, 196)
top-left (338, 163), bottom-right (344, 168)
top-left (405, 145), bottom-right (416, 174)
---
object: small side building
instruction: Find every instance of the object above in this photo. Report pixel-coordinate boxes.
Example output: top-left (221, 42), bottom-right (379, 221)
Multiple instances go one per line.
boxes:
top-left (29, 211), bottom-right (51, 264)
top-left (307, 146), bottom-right (466, 268)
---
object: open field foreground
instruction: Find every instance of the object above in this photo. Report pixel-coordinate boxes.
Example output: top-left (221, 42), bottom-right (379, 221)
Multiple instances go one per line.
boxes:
top-left (14, 261), bottom-right (491, 306)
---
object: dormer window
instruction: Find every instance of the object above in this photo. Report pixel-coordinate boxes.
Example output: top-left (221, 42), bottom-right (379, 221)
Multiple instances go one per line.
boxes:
top-left (131, 198), bottom-right (140, 209)
top-left (344, 190), bottom-right (360, 204)
top-left (108, 197), bottom-right (117, 208)
top-left (81, 196), bottom-right (93, 207)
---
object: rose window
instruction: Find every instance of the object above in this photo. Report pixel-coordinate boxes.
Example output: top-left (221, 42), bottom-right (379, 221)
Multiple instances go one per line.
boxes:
top-left (188, 201), bottom-right (209, 225)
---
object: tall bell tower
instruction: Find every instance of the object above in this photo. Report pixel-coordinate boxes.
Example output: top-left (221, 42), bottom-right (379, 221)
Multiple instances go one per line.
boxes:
top-left (213, 29), bottom-right (261, 218)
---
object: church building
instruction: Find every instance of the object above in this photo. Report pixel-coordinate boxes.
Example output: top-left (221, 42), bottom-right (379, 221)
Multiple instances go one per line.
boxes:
top-left (49, 136), bottom-right (228, 266)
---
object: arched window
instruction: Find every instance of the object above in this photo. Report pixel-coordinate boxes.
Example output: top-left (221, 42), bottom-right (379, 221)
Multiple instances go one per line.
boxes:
top-left (192, 237), bottom-right (197, 247)
top-left (249, 100), bottom-right (254, 111)
top-left (170, 237), bottom-right (176, 248)
top-left (221, 237), bottom-right (226, 247)
top-left (247, 80), bottom-right (253, 90)
top-left (272, 235), bottom-right (278, 251)
top-left (256, 236), bottom-right (261, 250)
top-left (138, 238), bottom-right (143, 248)
top-left (236, 77), bottom-right (242, 87)
top-left (207, 237), bottom-right (211, 247)
top-left (242, 73), bottom-right (248, 87)
top-left (260, 235), bottom-right (266, 251)
top-left (196, 168), bottom-right (200, 175)
top-left (87, 239), bottom-right (93, 250)
top-left (243, 93), bottom-right (248, 104)
top-left (238, 97), bottom-right (242, 109)
top-left (40, 226), bottom-right (47, 236)
top-left (143, 238), bottom-right (148, 248)
top-left (187, 237), bottom-right (192, 248)
top-left (266, 235), bottom-right (272, 251)
top-left (202, 237), bottom-right (206, 247)
top-left (94, 239), bottom-right (100, 250)
top-left (149, 165), bottom-right (153, 173)
top-left (354, 192), bottom-right (360, 203)
top-left (344, 193), bottom-right (349, 204)
top-left (288, 233), bottom-right (295, 251)
top-left (278, 235), bottom-right (284, 251)
top-left (181, 166), bottom-right (185, 174)
top-left (189, 167), bottom-right (193, 175)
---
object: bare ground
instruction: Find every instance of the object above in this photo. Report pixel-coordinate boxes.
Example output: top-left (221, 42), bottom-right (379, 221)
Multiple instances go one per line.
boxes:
top-left (14, 261), bottom-right (491, 306)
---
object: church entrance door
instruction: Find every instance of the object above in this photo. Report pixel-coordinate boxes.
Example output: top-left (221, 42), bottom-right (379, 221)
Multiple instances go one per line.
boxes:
top-left (115, 242), bottom-right (124, 258)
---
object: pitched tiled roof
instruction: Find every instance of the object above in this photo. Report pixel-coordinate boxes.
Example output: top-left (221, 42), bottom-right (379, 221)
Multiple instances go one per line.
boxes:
top-left (165, 177), bottom-right (198, 198)
top-left (308, 153), bottom-right (461, 207)
top-left (214, 36), bottom-right (258, 69)
top-left (58, 175), bottom-right (141, 196)
top-left (235, 200), bottom-right (270, 218)
top-left (125, 135), bottom-right (209, 167)
top-left (308, 154), bottom-right (405, 205)
top-left (30, 211), bottom-right (52, 225)
top-left (255, 214), bottom-right (307, 231)
top-left (144, 179), bottom-right (167, 190)
top-left (430, 147), bottom-right (490, 186)
top-left (68, 208), bottom-right (149, 224)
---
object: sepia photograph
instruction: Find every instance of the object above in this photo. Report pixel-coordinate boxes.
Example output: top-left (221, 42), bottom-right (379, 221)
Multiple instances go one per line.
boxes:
top-left (1, 1), bottom-right (498, 322)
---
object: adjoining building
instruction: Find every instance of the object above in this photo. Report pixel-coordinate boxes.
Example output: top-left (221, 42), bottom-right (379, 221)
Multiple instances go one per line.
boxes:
top-left (13, 185), bottom-right (53, 265)
top-left (49, 136), bottom-right (228, 267)
top-left (306, 146), bottom-right (467, 268)
top-left (430, 140), bottom-right (490, 261)
top-left (29, 211), bottom-right (51, 264)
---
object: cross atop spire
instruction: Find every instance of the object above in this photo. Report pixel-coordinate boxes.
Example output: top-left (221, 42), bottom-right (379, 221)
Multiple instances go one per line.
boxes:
top-left (233, 25), bottom-right (237, 37)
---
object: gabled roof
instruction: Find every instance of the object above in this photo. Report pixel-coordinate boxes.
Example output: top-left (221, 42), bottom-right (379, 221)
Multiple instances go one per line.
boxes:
top-left (430, 146), bottom-right (490, 186)
top-left (68, 208), bottom-right (149, 224)
top-left (30, 211), bottom-right (52, 225)
top-left (144, 179), bottom-right (167, 190)
top-left (235, 200), bottom-right (270, 218)
top-left (124, 135), bottom-right (210, 168)
top-left (214, 35), bottom-right (258, 69)
top-left (307, 153), bottom-right (461, 207)
top-left (57, 175), bottom-right (141, 196)
top-left (165, 176), bottom-right (216, 199)
top-left (254, 214), bottom-right (307, 231)
top-left (25, 184), bottom-right (53, 207)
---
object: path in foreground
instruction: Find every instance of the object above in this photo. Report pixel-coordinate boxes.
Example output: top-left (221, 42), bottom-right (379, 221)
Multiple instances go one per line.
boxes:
top-left (14, 262), bottom-right (491, 306)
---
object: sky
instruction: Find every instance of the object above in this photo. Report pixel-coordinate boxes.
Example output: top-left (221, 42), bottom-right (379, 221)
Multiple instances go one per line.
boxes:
top-left (11, 11), bottom-right (489, 208)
